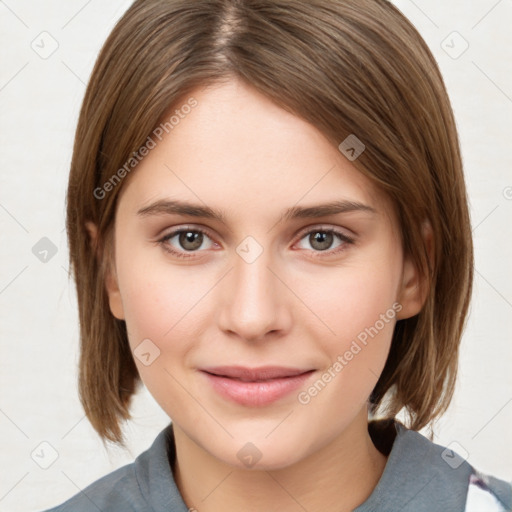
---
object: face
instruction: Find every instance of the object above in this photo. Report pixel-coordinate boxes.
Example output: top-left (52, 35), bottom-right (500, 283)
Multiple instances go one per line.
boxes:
top-left (104, 78), bottom-right (424, 470)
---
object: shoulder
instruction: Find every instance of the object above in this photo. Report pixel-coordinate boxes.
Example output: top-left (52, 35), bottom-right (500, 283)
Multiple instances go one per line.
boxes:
top-left (41, 461), bottom-right (142, 512)
top-left (357, 419), bottom-right (512, 512)
top-left (395, 423), bottom-right (512, 511)
top-left (41, 424), bottom-right (181, 512)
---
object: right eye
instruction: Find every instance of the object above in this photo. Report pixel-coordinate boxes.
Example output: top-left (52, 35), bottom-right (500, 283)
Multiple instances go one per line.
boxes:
top-left (158, 227), bottom-right (218, 258)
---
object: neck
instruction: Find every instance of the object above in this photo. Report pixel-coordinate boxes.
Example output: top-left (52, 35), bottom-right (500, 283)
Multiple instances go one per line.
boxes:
top-left (171, 412), bottom-right (388, 512)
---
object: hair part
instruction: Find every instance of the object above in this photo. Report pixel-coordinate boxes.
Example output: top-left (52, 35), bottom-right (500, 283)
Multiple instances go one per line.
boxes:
top-left (67, 0), bottom-right (473, 444)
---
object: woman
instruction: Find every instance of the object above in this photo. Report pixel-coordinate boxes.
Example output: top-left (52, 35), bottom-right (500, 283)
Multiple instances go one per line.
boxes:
top-left (44, 1), bottom-right (511, 510)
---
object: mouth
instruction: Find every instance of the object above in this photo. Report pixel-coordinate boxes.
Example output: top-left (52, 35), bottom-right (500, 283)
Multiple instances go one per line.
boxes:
top-left (199, 366), bottom-right (315, 406)
top-left (201, 365), bottom-right (313, 381)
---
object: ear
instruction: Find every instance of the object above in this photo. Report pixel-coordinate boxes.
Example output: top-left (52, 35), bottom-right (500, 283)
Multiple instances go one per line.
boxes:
top-left (85, 221), bottom-right (125, 320)
top-left (396, 221), bottom-right (433, 320)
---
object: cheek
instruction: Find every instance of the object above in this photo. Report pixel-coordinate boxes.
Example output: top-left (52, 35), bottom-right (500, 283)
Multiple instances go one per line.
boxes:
top-left (303, 255), bottom-right (400, 339)
top-left (118, 259), bottom-right (212, 348)
top-left (114, 239), bottom-right (225, 397)
top-left (295, 255), bottom-right (401, 400)
top-left (115, 254), bottom-right (216, 418)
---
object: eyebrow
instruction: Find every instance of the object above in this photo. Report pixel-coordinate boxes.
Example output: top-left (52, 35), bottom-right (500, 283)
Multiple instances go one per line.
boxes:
top-left (137, 199), bottom-right (376, 224)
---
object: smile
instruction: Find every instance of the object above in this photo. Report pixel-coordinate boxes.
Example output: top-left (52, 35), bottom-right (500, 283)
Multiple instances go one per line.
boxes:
top-left (199, 366), bottom-right (315, 406)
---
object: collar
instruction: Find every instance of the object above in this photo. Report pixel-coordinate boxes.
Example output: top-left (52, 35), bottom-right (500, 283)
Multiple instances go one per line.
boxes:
top-left (354, 419), bottom-right (473, 511)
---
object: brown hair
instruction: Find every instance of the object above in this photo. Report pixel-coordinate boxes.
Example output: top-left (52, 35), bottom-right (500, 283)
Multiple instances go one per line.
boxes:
top-left (67, 0), bottom-right (473, 444)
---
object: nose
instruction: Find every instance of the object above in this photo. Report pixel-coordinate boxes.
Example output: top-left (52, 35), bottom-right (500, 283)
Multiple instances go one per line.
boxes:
top-left (217, 247), bottom-right (292, 342)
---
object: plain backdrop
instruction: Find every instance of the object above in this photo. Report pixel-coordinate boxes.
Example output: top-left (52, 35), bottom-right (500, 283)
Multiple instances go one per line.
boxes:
top-left (1, 1), bottom-right (511, 510)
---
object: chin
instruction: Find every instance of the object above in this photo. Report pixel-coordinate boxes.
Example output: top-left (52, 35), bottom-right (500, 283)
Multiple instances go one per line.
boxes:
top-left (208, 430), bottom-right (309, 471)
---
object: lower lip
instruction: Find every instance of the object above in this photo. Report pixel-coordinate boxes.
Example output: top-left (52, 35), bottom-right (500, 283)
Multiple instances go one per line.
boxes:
top-left (201, 370), bottom-right (314, 407)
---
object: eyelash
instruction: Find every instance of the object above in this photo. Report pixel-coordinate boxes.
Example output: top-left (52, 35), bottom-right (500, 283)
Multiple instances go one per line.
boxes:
top-left (157, 226), bottom-right (355, 259)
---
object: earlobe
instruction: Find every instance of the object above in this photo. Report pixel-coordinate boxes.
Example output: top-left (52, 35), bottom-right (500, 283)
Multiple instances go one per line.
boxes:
top-left (396, 221), bottom-right (433, 320)
top-left (85, 221), bottom-right (125, 320)
top-left (396, 258), bottom-right (426, 320)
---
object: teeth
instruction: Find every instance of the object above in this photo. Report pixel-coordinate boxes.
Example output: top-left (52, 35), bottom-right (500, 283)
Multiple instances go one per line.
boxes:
top-left (234, 377), bottom-right (280, 382)
top-left (220, 375), bottom-right (274, 382)
top-left (209, 372), bottom-right (299, 381)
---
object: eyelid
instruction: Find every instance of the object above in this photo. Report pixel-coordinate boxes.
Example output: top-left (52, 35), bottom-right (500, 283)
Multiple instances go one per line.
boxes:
top-left (158, 224), bottom-right (218, 242)
top-left (294, 223), bottom-right (355, 241)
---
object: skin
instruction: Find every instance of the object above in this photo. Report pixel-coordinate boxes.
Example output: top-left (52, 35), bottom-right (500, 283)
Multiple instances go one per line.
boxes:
top-left (96, 78), bottom-right (427, 512)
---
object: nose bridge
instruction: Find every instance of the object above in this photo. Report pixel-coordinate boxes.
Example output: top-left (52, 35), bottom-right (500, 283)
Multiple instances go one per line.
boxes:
top-left (218, 241), bottom-right (289, 340)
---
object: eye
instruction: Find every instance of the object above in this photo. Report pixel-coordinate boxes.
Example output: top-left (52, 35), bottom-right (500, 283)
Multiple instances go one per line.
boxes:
top-left (158, 227), bottom-right (217, 258)
top-left (157, 225), bottom-right (355, 259)
top-left (295, 227), bottom-right (354, 255)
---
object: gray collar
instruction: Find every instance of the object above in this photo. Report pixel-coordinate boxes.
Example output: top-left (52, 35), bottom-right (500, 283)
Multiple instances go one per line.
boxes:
top-left (354, 420), bottom-right (473, 511)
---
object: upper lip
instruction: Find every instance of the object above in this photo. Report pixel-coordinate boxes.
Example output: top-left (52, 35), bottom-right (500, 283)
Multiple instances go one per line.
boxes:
top-left (200, 366), bottom-right (313, 381)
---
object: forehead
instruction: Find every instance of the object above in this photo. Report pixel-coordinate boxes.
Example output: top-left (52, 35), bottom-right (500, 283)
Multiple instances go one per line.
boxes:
top-left (117, 79), bottom-right (392, 221)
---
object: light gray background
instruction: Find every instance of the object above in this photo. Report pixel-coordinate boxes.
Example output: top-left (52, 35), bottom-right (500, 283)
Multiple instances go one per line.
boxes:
top-left (1, 1), bottom-right (511, 510)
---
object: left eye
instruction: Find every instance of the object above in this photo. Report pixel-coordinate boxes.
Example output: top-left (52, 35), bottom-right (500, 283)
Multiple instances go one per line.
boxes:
top-left (296, 229), bottom-right (352, 252)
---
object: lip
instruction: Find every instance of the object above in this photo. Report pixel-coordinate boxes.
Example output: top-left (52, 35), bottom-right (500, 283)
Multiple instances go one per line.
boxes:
top-left (200, 366), bottom-right (315, 407)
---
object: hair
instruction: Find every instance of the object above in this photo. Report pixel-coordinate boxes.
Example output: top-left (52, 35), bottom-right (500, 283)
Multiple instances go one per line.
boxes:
top-left (66, 0), bottom-right (473, 444)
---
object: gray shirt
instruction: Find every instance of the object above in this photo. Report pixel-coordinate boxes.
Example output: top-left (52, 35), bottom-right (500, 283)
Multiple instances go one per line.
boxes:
top-left (42, 419), bottom-right (512, 512)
